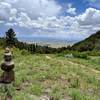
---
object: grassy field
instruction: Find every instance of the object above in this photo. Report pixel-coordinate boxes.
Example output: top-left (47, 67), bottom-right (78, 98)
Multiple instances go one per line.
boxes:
top-left (0, 48), bottom-right (100, 100)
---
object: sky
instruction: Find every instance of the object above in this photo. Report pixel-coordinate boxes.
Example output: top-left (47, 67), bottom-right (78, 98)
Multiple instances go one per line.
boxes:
top-left (0, 0), bottom-right (100, 42)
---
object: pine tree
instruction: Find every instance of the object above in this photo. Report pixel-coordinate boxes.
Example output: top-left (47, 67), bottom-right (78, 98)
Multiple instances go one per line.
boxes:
top-left (5, 28), bottom-right (17, 47)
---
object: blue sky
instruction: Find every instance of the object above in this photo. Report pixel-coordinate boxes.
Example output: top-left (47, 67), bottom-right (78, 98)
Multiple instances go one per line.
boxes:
top-left (57, 0), bottom-right (87, 13)
top-left (0, 0), bottom-right (100, 42)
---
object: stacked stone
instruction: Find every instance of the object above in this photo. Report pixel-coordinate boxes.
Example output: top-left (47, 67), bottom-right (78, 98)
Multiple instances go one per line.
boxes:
top-left (0, 47), bottom-right (15, 84)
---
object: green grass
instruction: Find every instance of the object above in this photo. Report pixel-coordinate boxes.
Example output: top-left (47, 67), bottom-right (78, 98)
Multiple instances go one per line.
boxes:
top-left (0, 48), bottom-right (100, 100)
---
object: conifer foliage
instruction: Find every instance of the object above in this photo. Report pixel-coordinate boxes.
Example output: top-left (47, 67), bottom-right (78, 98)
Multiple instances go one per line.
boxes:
top-left (5, 28), bottom-right (17, 47)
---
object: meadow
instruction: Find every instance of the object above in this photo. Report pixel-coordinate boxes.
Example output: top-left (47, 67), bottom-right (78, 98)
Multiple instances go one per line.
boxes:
top-left (0, 48), bottom-right (100, 100)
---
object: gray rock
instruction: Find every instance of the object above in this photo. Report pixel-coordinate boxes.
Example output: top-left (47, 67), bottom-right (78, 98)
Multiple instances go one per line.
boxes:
top-left (65, 54), bottom-right (74, 58)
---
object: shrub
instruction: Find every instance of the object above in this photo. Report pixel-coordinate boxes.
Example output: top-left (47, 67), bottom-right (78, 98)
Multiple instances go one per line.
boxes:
top-left (68, 75), bottom-right (80, 88)
top-left (88, 51), bottom-right (100, 56)
top-left (21, 49), bottom-right (30, 55)
top-left (69, 89), bottom-right (87, 100)
top-left (72, 52), bottom-right (88, 59)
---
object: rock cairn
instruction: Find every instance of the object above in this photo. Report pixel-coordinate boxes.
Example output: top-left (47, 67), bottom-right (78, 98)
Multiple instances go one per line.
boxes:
top-left (0, 47), bottom-right (15, 84)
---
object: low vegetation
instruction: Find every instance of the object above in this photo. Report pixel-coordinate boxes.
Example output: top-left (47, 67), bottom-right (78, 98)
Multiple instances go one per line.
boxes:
top-left (0, 48), bottom-right (100, 100)
top-left (0, 29), bottom-right (100, 99)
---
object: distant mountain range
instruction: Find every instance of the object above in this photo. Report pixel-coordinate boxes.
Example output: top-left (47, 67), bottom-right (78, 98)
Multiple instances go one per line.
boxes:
top-left (0, 31), bottom-right (100, 50)
top-left (18, 37), bottom-right (76, 48)
top-left (72, 31), bottom-right (100, 51)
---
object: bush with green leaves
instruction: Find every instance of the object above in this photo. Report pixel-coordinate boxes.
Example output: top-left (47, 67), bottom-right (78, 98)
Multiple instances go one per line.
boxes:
top-left (72, 52), bottom-right (88, 59)
top-left (21, 49), bottom-right (30, 55)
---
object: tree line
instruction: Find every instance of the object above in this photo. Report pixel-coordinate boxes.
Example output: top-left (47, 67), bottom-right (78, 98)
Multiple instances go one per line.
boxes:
top-left (0, 28), bottom-right (70, 54)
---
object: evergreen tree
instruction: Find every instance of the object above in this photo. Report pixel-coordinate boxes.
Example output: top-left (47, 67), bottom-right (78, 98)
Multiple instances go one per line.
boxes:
top-left (5, 28), bottom-right (17, 47)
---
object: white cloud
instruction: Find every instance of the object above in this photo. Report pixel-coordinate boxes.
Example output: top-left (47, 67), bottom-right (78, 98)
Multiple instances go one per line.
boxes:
top-left (0, 2), bottom-right (17, 21)
top-left (16, 12), bottom-right (32, 28)
top-left (0, 0), bottom-right (100, 42)
top-left (5, 22), bottom-right (17, 26)
top-left (5, 7), bottom-right (100, 41)
top-left (86, 0), bottom-right (100, 8)
top-left (77, 8), bottom-right (100, 25)
top-left (0, 0), bottom-right (18, 4)
top-left (0, 2), bottom-right (11, 20)
top-left (0, 0), bottom-right (61, 21)
top-left (66, 4), bottom-right (76, 15)
top-left (12, 0), bottom-right (61, 18)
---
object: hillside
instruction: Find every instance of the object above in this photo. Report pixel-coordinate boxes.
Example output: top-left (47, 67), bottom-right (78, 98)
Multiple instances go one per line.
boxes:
top-left (0, 49), bottom-right (100, 100)
top-left (72, 31), bottom-right (100, 51)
